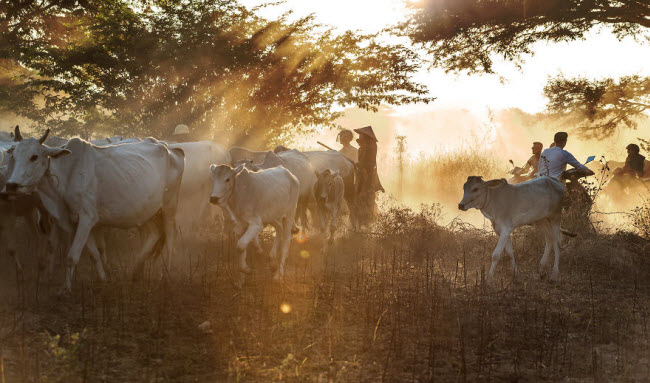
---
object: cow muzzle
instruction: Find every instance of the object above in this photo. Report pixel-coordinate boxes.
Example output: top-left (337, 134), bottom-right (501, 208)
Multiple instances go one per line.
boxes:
top-left (458, 203), bottom-right (467, 211)
top-left (209, 196), bottom-right (220, 205)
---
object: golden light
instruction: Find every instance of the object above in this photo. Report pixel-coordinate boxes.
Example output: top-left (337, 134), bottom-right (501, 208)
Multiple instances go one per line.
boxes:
top-left (280, 302), bottom-right (292, 314)
top-left (300, 250), bottom-right (310, 259)
top-left (295, 231), bottom-right (307, 244)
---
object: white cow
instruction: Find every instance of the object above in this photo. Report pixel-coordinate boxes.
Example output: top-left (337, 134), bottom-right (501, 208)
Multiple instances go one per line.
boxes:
top-left (169, 141), bottom-right (231, 233)
top-left (314, 169), bottom-right (344, 239)
top-left (91, 136), bottom-right (142, 146)
top-left (458, 176), bottom-right (567, 283)
top-left (4, 127), bottom-right (185, 291)
top-left (304, 150), bottom-right (357, 228)
top-left (228, 147), bottom-right (269, 166)
top-left (209, 164), bottom-right (299, 281)
top-left (249, 150), bottom-right (316, 230)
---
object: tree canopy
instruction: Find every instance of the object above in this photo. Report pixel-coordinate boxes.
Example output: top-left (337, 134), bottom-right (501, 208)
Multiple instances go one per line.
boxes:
top-left (405, 0), bottom-right (649, 74)
top-left (405, 0), bottom-right (650, 138)
top-left (0, 0), bottom-right (431, 145)
top-left (544, 75), bottom-right (650, 139)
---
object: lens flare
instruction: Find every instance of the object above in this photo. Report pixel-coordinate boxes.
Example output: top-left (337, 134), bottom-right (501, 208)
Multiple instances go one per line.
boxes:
top-left (280, 303), bottom-right (292, 314)
top-left (295, 231), bottom-right (307, 244)
top-left (300, 250), bottom-right (310, 259)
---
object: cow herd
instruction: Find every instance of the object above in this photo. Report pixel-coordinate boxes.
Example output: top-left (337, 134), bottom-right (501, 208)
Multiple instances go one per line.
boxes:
top-left (0, 125), bottom-right (586, 292)
top-left (0, 126), bottom-right (357, 292)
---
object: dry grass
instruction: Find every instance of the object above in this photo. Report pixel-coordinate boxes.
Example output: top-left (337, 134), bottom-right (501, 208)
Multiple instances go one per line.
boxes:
top-left (1, 198), bottom-right (650, 382)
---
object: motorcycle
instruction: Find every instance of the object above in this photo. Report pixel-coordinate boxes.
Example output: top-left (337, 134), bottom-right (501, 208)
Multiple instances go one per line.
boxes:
top-left (507, 159), bottom-right (532, 184)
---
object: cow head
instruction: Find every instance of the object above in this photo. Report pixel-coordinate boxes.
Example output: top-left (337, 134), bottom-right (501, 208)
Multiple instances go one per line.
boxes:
top-left (4, 126), bottom-right (70, 194)
top-left (234, 159), bottom-right (260, 171)
top-left (314, 169), bottom-right (339, 205)
top-left (209, 164), bottom-right (243, 206)
top-left (458, 176), bottom-right (506, 211)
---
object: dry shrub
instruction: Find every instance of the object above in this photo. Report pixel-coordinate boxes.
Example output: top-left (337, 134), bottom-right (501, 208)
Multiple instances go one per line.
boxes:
top-left (1, 188), bottom-right (650, 382)
top-left (631, 199), bottom-right (650, 239)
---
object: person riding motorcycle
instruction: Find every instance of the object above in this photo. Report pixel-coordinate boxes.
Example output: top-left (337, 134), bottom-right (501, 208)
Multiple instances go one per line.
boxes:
top-left (537, 132), bottom-right (594, 180)
top-left (508, 142), bottom-right (543, 183)
top-left (606, 143), bottom-right (646, 193)
top-left (617, 144), bottom-right (645, 177)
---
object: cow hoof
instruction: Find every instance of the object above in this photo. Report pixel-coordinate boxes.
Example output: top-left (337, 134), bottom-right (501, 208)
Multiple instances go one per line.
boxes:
top-left (235, 273), bottom-right (246, 288)
top-left (56, 287), bottom-right (71, 298)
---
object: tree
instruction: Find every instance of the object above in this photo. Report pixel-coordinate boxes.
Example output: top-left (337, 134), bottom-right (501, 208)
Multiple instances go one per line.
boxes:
top-left (0, 0), bottom-right (431, 145)
top-left (404, 0), bottom-right (650, 137)
top-left (405, 0), bottom-right (649, 74)
top-left (544, 75), bottom-right (650, 139)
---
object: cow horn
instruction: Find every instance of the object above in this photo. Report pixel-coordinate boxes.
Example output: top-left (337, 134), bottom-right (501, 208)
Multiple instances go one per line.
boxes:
top-left (106, 137), bottom-right (112, 144)
top-left (38, 129), bottom-right (50, 144)
top-left (14, 125), bottom-right (22, 142)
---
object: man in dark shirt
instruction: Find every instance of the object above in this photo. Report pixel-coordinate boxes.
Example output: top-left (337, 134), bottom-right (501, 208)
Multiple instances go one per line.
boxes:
top-left (622, 144), bottom-right (645, 177)
top-left (354, 126), bottom-right (383, 226)
top-left (609, 143), bottom-right (646, 193)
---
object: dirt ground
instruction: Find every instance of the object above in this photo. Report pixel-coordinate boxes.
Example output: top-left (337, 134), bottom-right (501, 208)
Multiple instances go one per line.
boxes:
top-left (1, 205), bottom-right (650, 382)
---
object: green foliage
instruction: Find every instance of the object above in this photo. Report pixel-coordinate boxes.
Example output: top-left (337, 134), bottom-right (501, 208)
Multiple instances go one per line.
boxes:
top-left (0, 0), bottom-right (431, 144)
top-left (544, 75), bottom-right (650, 139)
top-left (404, 0), bottom-right (650, 74)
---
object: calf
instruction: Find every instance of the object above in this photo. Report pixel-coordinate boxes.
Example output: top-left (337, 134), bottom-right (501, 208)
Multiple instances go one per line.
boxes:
top-left (209, 164), bottom-right (299, 282)
top-left (458, 176), bottom-right (566, 282)
top-left (314, 169), bottom-right (344, 239)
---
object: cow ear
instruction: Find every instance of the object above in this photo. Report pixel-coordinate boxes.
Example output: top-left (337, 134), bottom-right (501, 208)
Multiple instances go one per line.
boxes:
top-left (14, 125), bottom-right (22, 142)
top-left (210, 164), bottom-right (217, 173)
top-left (46, 147), bottom-right (70, 159)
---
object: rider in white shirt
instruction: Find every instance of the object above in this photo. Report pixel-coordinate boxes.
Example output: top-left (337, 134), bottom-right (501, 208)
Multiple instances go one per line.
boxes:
top-left (537, 132), bottom-right (594, 179)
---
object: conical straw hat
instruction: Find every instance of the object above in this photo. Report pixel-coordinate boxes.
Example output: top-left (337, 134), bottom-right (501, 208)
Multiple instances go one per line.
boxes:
top-left (353, 126), bottom-right (377, 142)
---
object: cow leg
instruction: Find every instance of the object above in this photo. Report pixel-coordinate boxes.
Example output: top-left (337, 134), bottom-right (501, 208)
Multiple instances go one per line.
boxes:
top-left (269, 222), bottom-right (282, 264)
top-left (253, 234), bottom-right (264, 255)
top-left (274, 216), bottom-right (294, 280)
top-left (538, 221), bottom-right (553, 278)
top-left (488, 229), bottom-right (511, 284)
top-left (299, 200), bottom-right (308, 231)
top-left (64, 215), bottom-right (97, 292)
top-left (85, 233), bottom-right (106, 281)
top-left (550, 220), bottom-right (562, 282)
top-left (329, 204), bottom-right (339, 240)
top-left (317, 205), bottom-right (327, 235)
top-left (133, 221), bottom-right (163, 279)
top-left (236, 220), bottom-right (262, 274)
top-left (0, 215), bottom-right (23, 284)
top-left (162, 212), bottom-right (176, 273)
top-left (94, 229), bottom-right (107, 267)
top-left (505, 236), bottom-right (518, 279)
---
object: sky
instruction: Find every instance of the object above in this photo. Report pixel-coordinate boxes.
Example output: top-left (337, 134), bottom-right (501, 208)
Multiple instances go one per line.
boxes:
top-left (242, 0), bottom-right (650, 114)
top-left (241, 0), bottom-right (650, 162)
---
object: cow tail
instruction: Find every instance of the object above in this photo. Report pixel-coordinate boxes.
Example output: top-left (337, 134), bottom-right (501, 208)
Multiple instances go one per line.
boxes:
top-left (560, 229), bottom-right (577, 237)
